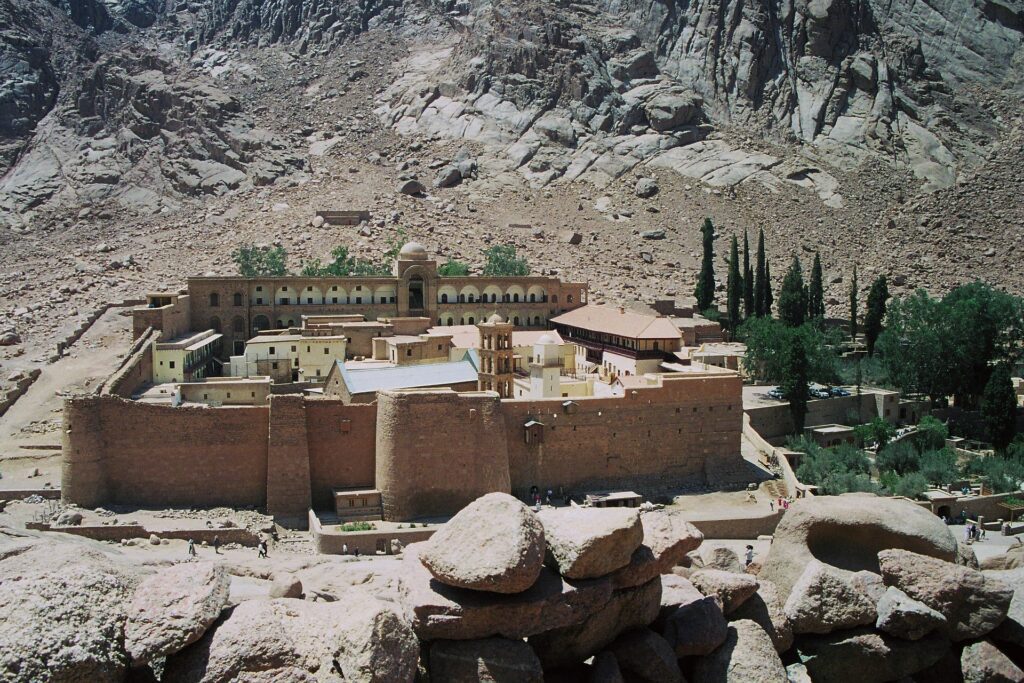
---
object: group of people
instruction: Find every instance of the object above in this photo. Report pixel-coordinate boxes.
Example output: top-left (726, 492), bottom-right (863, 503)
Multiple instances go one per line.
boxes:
top-left (769, 497), bottom-right (792, 512)
top-left (529, 486), bottom-right (555, 511)
top-left (186, 536), bottom-right (270, 558)
top-left (963, 523), bottom-right (986, 543)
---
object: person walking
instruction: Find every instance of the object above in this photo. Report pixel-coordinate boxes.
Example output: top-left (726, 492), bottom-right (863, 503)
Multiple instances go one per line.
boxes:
top-left (258, 539), bottom-right (268, 558)
top-left (745, 545), bottom-right (755, 566)
top-left (187, 538), bottom-right (196, 558)
top-left (213, 535), bottom-right (221, 555)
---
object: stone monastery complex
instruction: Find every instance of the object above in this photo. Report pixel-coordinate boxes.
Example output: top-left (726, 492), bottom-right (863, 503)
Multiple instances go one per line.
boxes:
top-left (63, 243), bottom-right (749, 526)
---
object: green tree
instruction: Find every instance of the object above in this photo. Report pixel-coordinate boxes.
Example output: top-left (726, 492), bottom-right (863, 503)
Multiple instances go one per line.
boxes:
top-left (854, 416), bottom-right (897, 449)
top-left (888, 472), bottom-right (929, 498)
top-left (743, 229), bottom-right (754, 318)
top-left (765, 259), bottom-right (774, 315)
top-left (809, 252), bottom-right (825, 319)
top-left (982, 363), bottom-right (1018, 452)
top-left (913, 416), bottom-right (949, 451)
top-left (438, 259), bottom-right (470, 276)
top-left (232, 244), bottom-right (288, 276)
top-left (739, 317), bottom-right (839, 386)
top-left (754, 229), bottom-right (767, 317)
top-left (849, 265), bottom-right (859, 340)
top-left (780, 330), bottom-right (810, 433)
top-left (778, 256), bottom-right (806, 327)
top-left (876, 290), bottom-right (952, 405)
top-left (694, 218), bottom-right (716, 312)
top-left (864, 276), bottom-right (889, 356)
top-left (300, 245), bottom-right (389, 277)
top-left (793, 440), bottom-right (879, 495)
top-left (726, 236), bottom-right (742, 331)
top-left (876, 440), bottom-right (920, 475)
top-left (482, 245), bottom-right (530, 276)
top-left (919, 448), bottom-right (958, 486)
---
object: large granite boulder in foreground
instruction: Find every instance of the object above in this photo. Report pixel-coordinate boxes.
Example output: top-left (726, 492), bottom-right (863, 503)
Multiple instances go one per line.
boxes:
top-left (874, 586), bottom-right (946, 640)
top-left (688, 569), bottom-right (759, 614)
top-left (126, 562), bottom-right (230, 665)
top-left (401, 544), bottom-right (612, 641)
top-left (420, 492), bottom-right (545, 594)
top-left (960, 639), bottom-right (1024, 683)
top-left (784, 560), bottom-right (877, 634)
top-left (878, 549), bottom-right (1012, 641)
top-left (608, 510), bottom-right (703, 588)
top-left (796, 627), bottom-right (950, 681)
top-left (759, 494), bottom-right (957, 597)
top-left (656, 574), bottom-right (728, 656)
top-left (692, 619), bottom-right (788, 683)
top-left (538, 507), bottom-right (643, 580)
top-left (728, 578), bottom-right (793, 653)
top-left (164, 595), bottom-right (418, 682)
top-left (0, 535), bottom-right (142, 683)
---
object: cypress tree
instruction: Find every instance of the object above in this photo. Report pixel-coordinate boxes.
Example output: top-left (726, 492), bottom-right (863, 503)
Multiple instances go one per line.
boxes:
top-left (754, 228), bottom-right (767, 317)
top-left (764, 259), bottom-right (774, 315)
top-left (727, 235), bottom-right (741, 331)
top-left (981, 364), bottom-right (1018, 453)
top-left (803, 284), bottom-right (812, 320)
top-left (743, 229), bottom-right (754, 318)
top-left (694, 218), bottom-right (716, 312)
top-left (810, 252), bottom-right (825, 319)
top-left (781, 329), bottom-right (811, 434)
top-left (779, 256), bottom-right (806, 327)
top-left (849, 265), bottom-right (859, 340)
top-left (864, 275), bottom-right (889, 356)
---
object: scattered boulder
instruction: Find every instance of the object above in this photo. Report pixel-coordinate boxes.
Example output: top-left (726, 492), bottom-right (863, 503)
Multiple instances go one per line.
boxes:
top-left (609, 628), bottom-right (683, 683)
top-left (400, 545), bottom-right (612, 641)
top-left (640, 229), bottom-right (666, 240)
top-left (420, 492), bottom-right (545, 594)
top-left (656, 574), bottom-right (727, 656)
top-left (875, 586), bottom-right (946, 640)
top-left (529, 577), bottom-right (661, 668)
top-left (608, 510), bottom-right (703, 589)
top-left (689, 569), bottom-right (759, 614)
top-left (0, 331), bottom-right (21, 346)
top-left (957, 541), bottom-right (980, 569)
top-left (54, 510), bottom-right (84, 526)
top-left (538, 507), bottom-right (642, 580)
top-left (644, 90), bottom-right (702, 131)
top-left (428, 637), bottom-right (543, 682)
top-left (268, 575), bottom-right (303, 599)
top-left (759, 494), bottom-right (957, 597)
top-left (878, 548), bottom-right (1012, 641)
top-left (434, 165), bottom-right (463, 188)
top-left (728, 578), bottom-right (793, 653)
top-left (534, 115), bottom-right (577, 147)
top-left (796, 628), bottom-right (950, 682)
top-left (560, 230), bottom-right (583, 245)
top-left (694, 545), bottom-right (744, 573)
top-left (399, 180), bottom-right (426, 196)
top-left (960, 639), bottom-right (1024, 683)
top-left (692, 619), bottom-right (787, 683)
top-left (125, 562), bottom-right (230, 665)
top-left (164, 595), bottom-right (418, 683)
top-left (634, 178), bottom-right (659, 198)
top-left (783, 560), bottom-right (877, 634)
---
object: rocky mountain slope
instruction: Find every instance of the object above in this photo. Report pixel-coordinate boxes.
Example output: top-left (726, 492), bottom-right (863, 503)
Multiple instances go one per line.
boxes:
top-left (0, 0), bottom-right (1020, 353)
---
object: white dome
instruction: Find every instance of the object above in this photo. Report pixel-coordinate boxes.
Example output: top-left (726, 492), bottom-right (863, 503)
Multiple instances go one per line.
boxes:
top-left (486, 313), bottom-right (505, 324)
top-left (399, 242), bottom-right (428, 260)
top-left (537, 333), bottom-right (558, 345)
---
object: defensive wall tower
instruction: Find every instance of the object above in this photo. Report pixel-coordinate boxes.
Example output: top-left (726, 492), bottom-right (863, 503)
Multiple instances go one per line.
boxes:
top-left (375, 388), bottom-right (511, 520)
top-left (476, 314), bottom-right (514, 398)
top-left (61, 396), bottom-right (109, 507)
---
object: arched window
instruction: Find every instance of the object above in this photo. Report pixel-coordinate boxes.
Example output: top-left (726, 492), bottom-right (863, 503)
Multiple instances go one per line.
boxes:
top-left (513, 293), bottom-right (520, 302)
top-left (232, 317), bottom-right (244, 334)
top-left (441, 293), bottom-right (449, 303)
top-left (446, 317), bottom-right (454, 326)
top-left (233, 292), bottom-right (243, 306)
top-left (209, 317), bottom-right (221, 333)
top-left (253, 315), bottom-right (270, 332)
top-left (491, 294), bottom-right (498, 303)
top-left (530, 294), bottom-right (536, 302)
top-left (513, 316), bottom-right (520, 326)
top-left (468, 294), bottom-right (475, 303)
top-left (533, 316), bottom-right (541, 325)
top-left (209, 293), bottom-right (219, 307)
top-left (458, 294), bottom-right (465, 303)
top-left (468, 316), bottom-right (475, 324)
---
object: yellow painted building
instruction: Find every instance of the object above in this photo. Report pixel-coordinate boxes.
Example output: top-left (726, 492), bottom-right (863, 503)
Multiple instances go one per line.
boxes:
top-left (153, 330), bottom-right (222, 384)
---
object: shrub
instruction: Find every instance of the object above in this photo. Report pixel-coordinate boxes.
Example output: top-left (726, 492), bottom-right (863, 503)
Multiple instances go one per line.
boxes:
top-left (338, 521), bottom-right (375, 532)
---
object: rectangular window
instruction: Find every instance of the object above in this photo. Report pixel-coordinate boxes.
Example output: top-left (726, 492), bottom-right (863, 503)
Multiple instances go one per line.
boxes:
top-left (256, 298), bottom-right (263, 305)
top-left (306, 298), bottom-right (313, 304)
top-left (280, 298), bottom-right (289, 305)
top-left (406, 349), bottom-right (412, 356)
top-left (281, 286), bottom-right (288, 291)
top-left (269, 347), bottom-right (275, 355)
top-left (291, 346), bottom-right (296, 352)
top-left (331, 286), bottom-right (338, 291)
top-left (272, 362), bottom-right (278, 370)
top-left (316, 369), bottom-right (322, 376)
top-left (332, 297), bottom-right (338, 304)
top-left (256, 286), bottom-right (263, 292)
top-left (227, 393), bottom-right (231, 398)
top-left (355, 285), bottom-right (362, 291)
top-left (390, 296), bottom-right (396, 303)
top-left (169, 361), bottom-right (175, 369)
top-left (324, 347), bottom-right (329, 354)
top-left (355, 297), bottom-right (362, 304)
top-left (203, 394), bottom-right (208, 399)
top-left (307, 346), bottom-right (311, 353)
top-left (307, 286), bottom-right (313, 291)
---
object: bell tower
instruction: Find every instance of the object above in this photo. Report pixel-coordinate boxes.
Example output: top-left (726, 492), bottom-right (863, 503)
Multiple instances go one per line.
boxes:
top-left (477, 314), bottom-right (514, 398)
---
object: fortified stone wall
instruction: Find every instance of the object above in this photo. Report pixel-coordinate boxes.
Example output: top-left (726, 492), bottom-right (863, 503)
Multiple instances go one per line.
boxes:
top-left (502, 373), bottom-right (743, 498)
top-left (63, 373), bottom-right (745, 522)
top-left (748, 393), bottom-right (892, 442)
top-left (102, 328), bottom-right (155, 398)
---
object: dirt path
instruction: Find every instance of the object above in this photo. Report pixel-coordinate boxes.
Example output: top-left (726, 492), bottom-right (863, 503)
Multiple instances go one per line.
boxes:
top-left (0, 307), bottom-right (132, 488)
